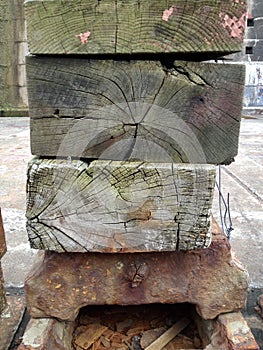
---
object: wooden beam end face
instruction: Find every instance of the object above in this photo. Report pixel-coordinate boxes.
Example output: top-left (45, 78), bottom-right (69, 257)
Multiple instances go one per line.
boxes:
top-left (26, 159), bottom-right (216, 253)
top-left (25, 0), bottom-right (247, 56)
top-left (26, 58), bottom-right (245, 165)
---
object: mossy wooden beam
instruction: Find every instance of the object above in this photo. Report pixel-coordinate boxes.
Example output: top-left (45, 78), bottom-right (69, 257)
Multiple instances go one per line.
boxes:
top-left (26, 158), bottom-right (216, 252)
top-left (27, 57), bottom-right (245, 164)
top-left (25, 0), bottom-right (247, 55)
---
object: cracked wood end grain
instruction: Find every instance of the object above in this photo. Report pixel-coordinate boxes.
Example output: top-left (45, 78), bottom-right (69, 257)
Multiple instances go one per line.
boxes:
top-left (25, 0), bottom-right (247, 55)
top-left (26, 158), bottom-right (216, 252)
top-left (27, 58), bottom-right (245, 164)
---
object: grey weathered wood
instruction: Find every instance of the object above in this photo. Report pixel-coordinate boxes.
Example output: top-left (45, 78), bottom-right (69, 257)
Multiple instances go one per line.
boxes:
top-left (0, 0), bottom-right (28, 113)
top-left (27, 57), bottom-right (245, 164)
top-left (144, 318), bottom-right (191, 350)
top-left (26, 158), bottom-right (216, 252)
top-left (25, 0), bottom-right (247, 55)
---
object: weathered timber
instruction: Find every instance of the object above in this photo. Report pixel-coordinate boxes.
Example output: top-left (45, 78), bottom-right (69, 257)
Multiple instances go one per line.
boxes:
top-left (144, 318), bottom-right (190, 350)
top-left (26, 158), bottom-right (216, 252)
top-left (0, 0), bottom-right (28, 112)
top-left (25, 0), bottom-right (247, 55)
top-left (27, 58), bottom-right (245, 164)
top-left (24, 219), bottom-right (249, 321)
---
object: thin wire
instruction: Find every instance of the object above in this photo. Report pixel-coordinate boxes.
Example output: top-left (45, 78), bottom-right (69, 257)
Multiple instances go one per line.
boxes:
top-left (216, 165), bottom-right (234, 240)
top-left (225, 193), bottom-right (234, 240)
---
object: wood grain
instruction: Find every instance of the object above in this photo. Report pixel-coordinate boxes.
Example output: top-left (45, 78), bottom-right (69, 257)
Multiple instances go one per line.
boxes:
top-left (26, 158), bottom-right (216, 252)
top-left (144, 318), bottom-right (190, 350)
top-left (27, 57), bottom-right (245, 164)
top-left (25, 0), bottom-right (247, 55)
top-left (0, 0), bottom-right (26, 110)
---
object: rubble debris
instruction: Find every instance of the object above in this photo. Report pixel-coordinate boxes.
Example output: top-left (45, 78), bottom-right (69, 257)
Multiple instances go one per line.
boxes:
top-left (72, 304), bottom-right (202, 350)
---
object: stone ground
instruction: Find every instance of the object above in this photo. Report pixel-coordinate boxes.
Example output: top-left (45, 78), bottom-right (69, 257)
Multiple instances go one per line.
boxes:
top-left (0, 116), bottom-right (262, 348)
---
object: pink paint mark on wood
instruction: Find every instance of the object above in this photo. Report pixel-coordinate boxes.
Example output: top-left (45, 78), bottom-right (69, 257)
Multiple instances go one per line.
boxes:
top-left (75, 31), bottom-right (91, 44)
top-left (137, 40), bottom-right (174, 52)
top-left (219, 12), bottom-right (246, 40)
top-left (162, 7), bottom-right (174, 21)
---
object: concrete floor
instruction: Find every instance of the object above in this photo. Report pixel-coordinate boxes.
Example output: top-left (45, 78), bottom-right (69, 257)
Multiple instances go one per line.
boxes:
top-left (0, 116), bottom-right (262, 289)
top-left (0, 118), bottom-right (36, 288)
top-left (213, 116), bottom-right (263, 289)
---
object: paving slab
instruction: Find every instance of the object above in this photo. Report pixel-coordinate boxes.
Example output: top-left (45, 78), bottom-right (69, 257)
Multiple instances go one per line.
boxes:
top-left (0, 117), bottom-right (37, 288)
top-left (212, 117), bottom-right (263, 288)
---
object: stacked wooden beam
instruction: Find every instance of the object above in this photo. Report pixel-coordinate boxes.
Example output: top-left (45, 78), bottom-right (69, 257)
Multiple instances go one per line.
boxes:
top-left (20, 0), bottom-right (257, 349)
top-left (0, 0), bottom-right (28, 115)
